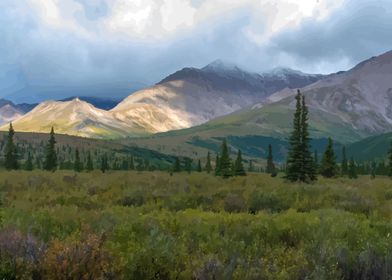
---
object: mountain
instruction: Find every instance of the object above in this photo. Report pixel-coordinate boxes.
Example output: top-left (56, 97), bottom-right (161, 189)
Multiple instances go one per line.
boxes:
top-left (1, 98), bottom-right (147, 138)
top-left (0, 98), bottom-right (38, 126)
top-left (60, 96), bottom-right (120, 110)
top-left (1, 62), bottom-right (323, 138)
top-left (110, 60), bottom-right (324, 131)
top-left (346, 132), bottom-right (392, 162)
top-left (120, 51), bottom-right (392, 159)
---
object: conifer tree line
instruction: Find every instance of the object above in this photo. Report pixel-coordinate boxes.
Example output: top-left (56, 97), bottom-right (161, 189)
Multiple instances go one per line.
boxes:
top-left (3, 109), bottom-right (392, 179)
top-left (0, 124), bottom-right (167, 172)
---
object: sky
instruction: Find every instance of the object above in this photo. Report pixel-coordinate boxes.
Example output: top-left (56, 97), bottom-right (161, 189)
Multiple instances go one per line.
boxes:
top-left (1, 0), bottom-right (392, 102)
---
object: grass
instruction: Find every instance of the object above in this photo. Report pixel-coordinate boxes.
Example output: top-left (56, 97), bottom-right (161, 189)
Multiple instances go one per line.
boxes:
top-left (0, 171), bottom-right (391, 279)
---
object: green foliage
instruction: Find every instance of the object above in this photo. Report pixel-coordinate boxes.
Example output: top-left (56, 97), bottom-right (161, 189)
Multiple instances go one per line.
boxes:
top-left (43, 127), bottom-right (58, 172)
top-left (214, 154), bottom-right (220, 176)
top-left (23, 152), bottom-right (33, 171)
top-left (197, 159), bottom-right (202, 172)
top-left (233, 150), bottom-right (246, 176)
top-left (219, 139), bottom-right (232, 178)
top-left (266, 144), bottom-right (276, 176)
top-left (341, 146), bottom-right (348, 176)
top-left (320, 138), bottom-right (337, 178)
top-left (389, 140), bottom-right (392, 177)
top-left (205, 152), bottom-right (212, 173)
top-left (86, 151), bottom-right (94, 172)
top-left (286, 91), bottom-right (316, 182)
top-left (73, 148), bottom-right (83, 172)
top-left (348, 157), bottom-right (358, 179)
top-left (4, 123), bottom-right (18, 170)
top-left (100, 154), bottom-right (109, 173)
top-left (0, 171), bottom-right (392, 279)
top-left (173, 157), bottom-right (181, 172)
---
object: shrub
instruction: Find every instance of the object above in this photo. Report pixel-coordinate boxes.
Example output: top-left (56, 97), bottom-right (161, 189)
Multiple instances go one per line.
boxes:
top-left (224, 194), bottom-right (246, 213)
top-left (41, 233), bottom-right (114, 279)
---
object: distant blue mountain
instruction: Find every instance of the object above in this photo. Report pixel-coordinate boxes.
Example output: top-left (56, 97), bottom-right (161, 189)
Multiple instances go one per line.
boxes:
top-left (60, 96), bottom-right (120, 110)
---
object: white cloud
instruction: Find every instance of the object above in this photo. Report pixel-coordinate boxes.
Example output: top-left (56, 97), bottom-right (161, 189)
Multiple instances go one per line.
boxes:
top-left (26, 0), bottom-right (345, 41)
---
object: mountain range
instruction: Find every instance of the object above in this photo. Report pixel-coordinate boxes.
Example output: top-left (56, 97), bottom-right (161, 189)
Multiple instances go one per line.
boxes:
top-left (1, 61), bottom-right (323, 138)
top-left (2, 50), bottom-right (392, 161)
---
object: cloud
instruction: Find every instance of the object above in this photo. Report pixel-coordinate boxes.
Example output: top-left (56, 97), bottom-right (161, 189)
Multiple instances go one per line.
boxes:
top-left (0, 0), bottom-right (391, 102)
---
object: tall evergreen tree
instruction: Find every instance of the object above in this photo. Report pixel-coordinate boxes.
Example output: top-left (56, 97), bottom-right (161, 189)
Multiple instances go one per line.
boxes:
top-left (313, 150), bottom-right (319, 173)
top-left (130, 156), bottom-right (135, 170)
top-left (300, 95), bottom-right (317, 181)
top-left (43, 127), bottom-right (57, 172)
top-left (100, 154), bottom-right (109, 173)
top-left (266, 144), bottom-right (276, 175)
top-left (234, 150), bottom-right (246, 176)
top-left (341, 146), bottom-right (348, 176)
top-left (248, 160), bottom-right (254, 172)
top-left (320, 138), bottom-right (337, 178)
top-left (219, 139), bottom-right (232, 178)
top-left (214, 154), bottom-right (221, 176)
top-left (286, 92), bottom-right (302, 181)
top-left (173, 157), bottom-right (181, 172)
top-left (121, 158), bottom-right (129, 171)
top-left (197, 159), bottom-right (202, 172)
top-left (205, 152), bottom-right (212, 173)
top-left (4, 123), bottom-right (18, 170)
top-left (388, 140), bottom-right (392, 177)
top-left (370, 161), bottom-right (377, 179)
top-left (24, 152), bottom-right (33, 171)
top-left (74, 149), bottom-right (82, 172)
top-left (184, 158), bottom-right (192, 174)
top-left (86, 151), bottom-right (94, 172)
top-left (285, 91), bottom-right (316, 182)
top-left (348, 157), bottom-right (357, 179)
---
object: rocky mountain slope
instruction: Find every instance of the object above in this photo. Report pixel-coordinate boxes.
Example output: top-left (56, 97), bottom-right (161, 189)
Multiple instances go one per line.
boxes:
top-left (1, 62), bottom-right (323, 138)
top-left (113, 60), bottom-right (323, 128)
top-left (122, 51), bottom-right (392, 158)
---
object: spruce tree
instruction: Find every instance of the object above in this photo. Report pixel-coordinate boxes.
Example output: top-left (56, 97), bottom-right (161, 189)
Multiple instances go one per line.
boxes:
top-left (43, 127), bottom-right (57, 172)
top-left (86, 151), bottom-right (94, 172)
top-left (313, 150), bottom-right (319, 173)
top-left (234, 150), bottom-right (246, 176)
top-left (173, 157), bottom-right (181, 172)
top-left (214, 154), bottom-right (221, 176)
top-left (248, 160), bottom-right (254, 172)
top-left (370, 161), bottom-right (376, 179)
top-left (197, 159), bottom-right (202, 172)
top-left (266, 144), bottom-right (276, 175)
top-left (219, 139), bottom-right (232, 178)
top-left (100, 154), bottom-right (108, 173)
top-left (388, 140), bottom-right (392, 177)
top-left (286, 92), bottom-right (302, 181)
top-left (320, 138), bottom-right (337, 178)
top-left (348, 157), bottom-right (357, 179)
top-left (341, 146), bottom-right (348, 176)
top-left (301, 95), bottom-right (316, 181)
top-left (184, 158), bottom-right (192, 174)
top-left (285, 91), bottom-right (316, 182)
top-left (74, 149), bottom-right (82, 172)
top-left (4, 123), bottom-right (18, 170)
top-left (205, 152), bottom-right (212, 173)
top-left (130, 156), bottom-right (135, 170)
top-left (121, 158), bottom-right (129, 170)
top-left (24, 152), bottom-right (33, 171)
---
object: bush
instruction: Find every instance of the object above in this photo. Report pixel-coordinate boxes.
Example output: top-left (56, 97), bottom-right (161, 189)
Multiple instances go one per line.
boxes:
top-left (224, 194), bottom-right (246, 213)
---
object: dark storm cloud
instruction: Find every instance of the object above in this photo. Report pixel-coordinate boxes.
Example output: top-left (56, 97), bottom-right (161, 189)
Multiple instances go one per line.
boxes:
top-left (1, 0), bottom-right (392, 102)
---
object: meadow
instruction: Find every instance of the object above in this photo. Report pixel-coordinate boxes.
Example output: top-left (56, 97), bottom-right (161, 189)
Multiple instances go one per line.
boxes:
top-left (0, 170), bottom-right (391, 279)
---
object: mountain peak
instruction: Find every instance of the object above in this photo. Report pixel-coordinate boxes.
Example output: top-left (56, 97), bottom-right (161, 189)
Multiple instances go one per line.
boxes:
top-left (202, 59), bottom-right (240, 72)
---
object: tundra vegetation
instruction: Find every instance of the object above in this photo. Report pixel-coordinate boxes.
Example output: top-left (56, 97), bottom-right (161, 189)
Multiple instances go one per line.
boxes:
top-left (0, 92), bottom-right (391, 279)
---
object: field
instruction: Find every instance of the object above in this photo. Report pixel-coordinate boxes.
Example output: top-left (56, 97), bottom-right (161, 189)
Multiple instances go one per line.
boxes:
top-left (0, 171), bottom-right (392, 279)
